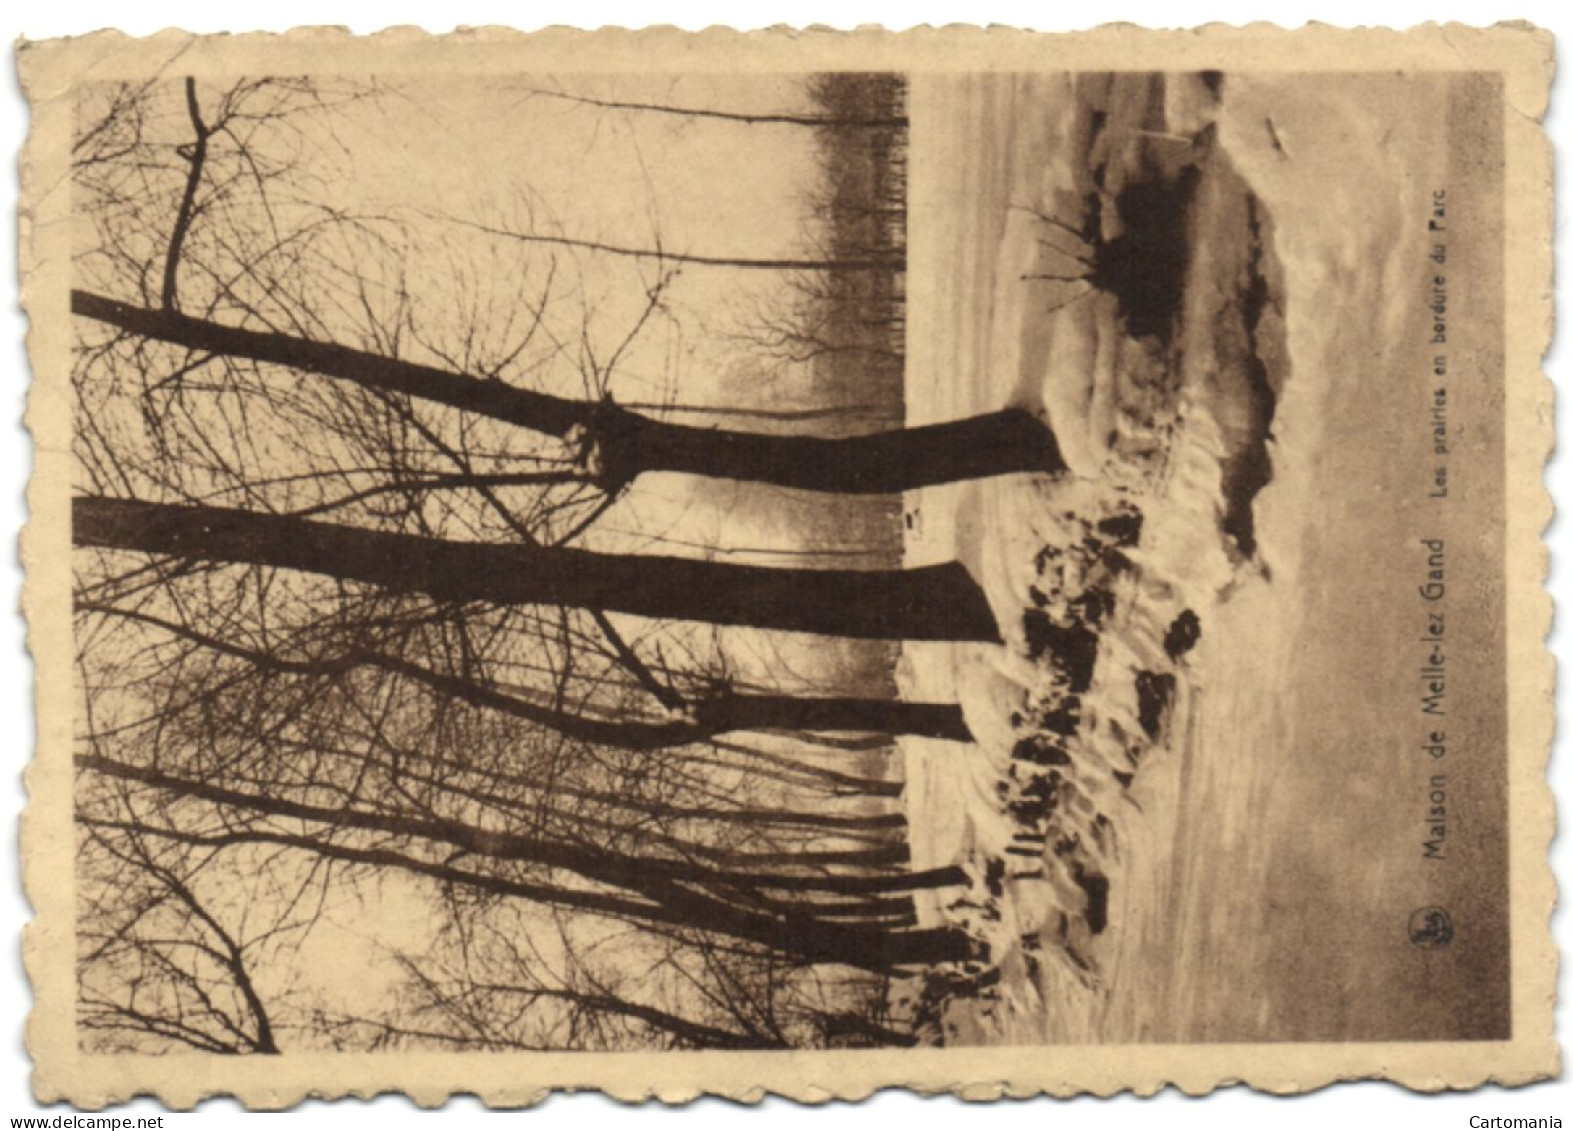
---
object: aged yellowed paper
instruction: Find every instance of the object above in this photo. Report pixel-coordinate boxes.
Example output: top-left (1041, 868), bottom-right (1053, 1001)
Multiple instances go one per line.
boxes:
top-left (18, 23), bottom-right (1556, 1105)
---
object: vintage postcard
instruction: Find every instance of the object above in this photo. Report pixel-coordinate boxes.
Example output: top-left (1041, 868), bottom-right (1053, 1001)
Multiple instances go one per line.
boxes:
top-left (18, 23), bottom-right (1556, 1106)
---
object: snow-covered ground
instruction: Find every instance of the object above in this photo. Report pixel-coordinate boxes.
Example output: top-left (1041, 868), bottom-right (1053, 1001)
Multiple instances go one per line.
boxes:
top-left (897, 71), bottom-right (1487, 1043)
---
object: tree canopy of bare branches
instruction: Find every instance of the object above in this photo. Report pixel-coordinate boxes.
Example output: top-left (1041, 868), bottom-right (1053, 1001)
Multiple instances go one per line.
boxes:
top-left (68, 73), bottom-right (1037, 1054)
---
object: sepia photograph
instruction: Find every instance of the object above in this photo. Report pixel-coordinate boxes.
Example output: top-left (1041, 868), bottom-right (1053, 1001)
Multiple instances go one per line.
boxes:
top-left (9, 11), bottom-right (1563, 1116)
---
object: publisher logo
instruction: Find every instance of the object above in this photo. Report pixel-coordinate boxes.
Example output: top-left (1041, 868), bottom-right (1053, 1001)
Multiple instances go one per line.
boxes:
top-left (1408, 906), bottom-right (1454, 949)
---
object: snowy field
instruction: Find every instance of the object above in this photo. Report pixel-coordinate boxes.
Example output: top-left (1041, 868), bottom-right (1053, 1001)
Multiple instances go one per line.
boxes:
top-left (897, 71), bottom-right (1506, 1043)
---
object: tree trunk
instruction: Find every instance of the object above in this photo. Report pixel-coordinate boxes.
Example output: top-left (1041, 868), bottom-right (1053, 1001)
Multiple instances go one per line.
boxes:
top-left (528, 987), bottom-right (776, 1051)
top-left (74, 497), bottom-right (1002, 642)
top-left (399, 660), bottom-right (974, 745)
top-left (466, 227), bottom-right (904, 273)
top-left (91, 602), bottom-right (972, 748)
top-left (72, 290), bottom-right (1065, 494)
top-left (820, 1011), bottom-right (920, 1048)
top-left (111, 808), bottom-right (974, 973)
top-left (519, 86), bottom-right (908, 130)
top-left (597, 403), bottom-right (1064, 493)
top-left (697, 693), bottom-right (971, 742)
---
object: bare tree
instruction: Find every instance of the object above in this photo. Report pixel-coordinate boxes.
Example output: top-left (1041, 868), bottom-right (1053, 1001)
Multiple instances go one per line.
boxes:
top-left (75, 495), bottom-right (1000, 642)
top-left (513, 77), bottom-right (908, 130)
top-left (67, 72), bottom-right (1014, 1054)
top-left (76, 786), bottom-right (300, 1055)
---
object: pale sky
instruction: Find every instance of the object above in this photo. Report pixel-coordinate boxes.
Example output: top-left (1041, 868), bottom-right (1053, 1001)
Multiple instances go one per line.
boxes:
top-left (339, 73), bottom-right (824, 408)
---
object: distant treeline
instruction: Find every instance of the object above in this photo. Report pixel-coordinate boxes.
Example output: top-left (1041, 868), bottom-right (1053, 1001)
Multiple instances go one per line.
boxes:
top-left (772, 73), bottom-right (908, 426)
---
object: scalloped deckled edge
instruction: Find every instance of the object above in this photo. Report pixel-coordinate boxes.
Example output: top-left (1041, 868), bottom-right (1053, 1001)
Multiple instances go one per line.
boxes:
top-left (17, 20), bottom-right (1559, 1108)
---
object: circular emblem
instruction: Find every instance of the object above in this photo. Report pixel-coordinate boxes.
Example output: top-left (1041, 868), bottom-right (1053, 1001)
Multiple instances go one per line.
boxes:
top-left (1408, 906), bottom-right (1454, 949)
